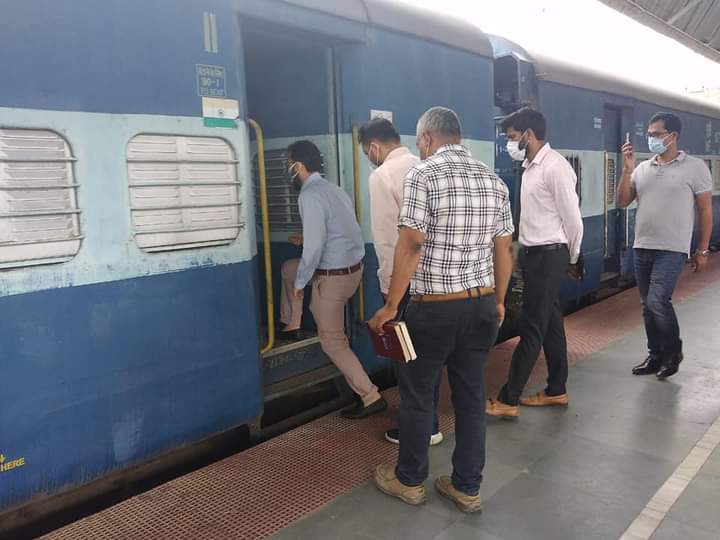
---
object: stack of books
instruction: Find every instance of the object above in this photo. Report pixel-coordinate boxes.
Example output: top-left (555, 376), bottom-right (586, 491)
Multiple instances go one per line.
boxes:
top-left (367, 321), bottom-right (417, 362)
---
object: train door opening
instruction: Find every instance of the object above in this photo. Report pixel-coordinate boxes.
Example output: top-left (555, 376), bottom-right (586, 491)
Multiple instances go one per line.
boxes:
top-left (602, 106), bottom-right (623, 279)
top-left (241, 20), bottom-right (345, 398)
top-left (492, 53), bottom-right (539, 337)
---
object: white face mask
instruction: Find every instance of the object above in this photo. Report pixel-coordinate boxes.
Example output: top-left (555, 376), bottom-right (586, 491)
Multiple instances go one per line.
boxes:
top-left (506, 140), bottom-right (526, 161)
top-left (506, 130), bottom-right (529, 161)
top-left (418, 136), bottom-right (432, 161)
top-left (368, 143), bottom-right (380, 170)
top-left (287, 162), bottom-right (302, 192)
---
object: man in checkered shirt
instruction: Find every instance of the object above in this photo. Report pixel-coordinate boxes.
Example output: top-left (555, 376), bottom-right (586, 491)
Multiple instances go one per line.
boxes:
top-left (369, 107), bottom-right (514, 512)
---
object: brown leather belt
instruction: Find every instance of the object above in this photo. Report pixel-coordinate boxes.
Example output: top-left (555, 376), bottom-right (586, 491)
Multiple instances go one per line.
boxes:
top-left (412, 287), bottom-right (495, 303)
top-left (315, 262), bottom-right (363, 277)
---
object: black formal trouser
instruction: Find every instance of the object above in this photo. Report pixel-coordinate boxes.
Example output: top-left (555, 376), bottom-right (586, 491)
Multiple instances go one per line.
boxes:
top-left (499, 246), bottom-right (570, 406)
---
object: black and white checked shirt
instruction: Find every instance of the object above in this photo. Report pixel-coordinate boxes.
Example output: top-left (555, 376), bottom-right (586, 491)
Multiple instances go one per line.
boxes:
top-left (399, 144), bottom-right (514, 295)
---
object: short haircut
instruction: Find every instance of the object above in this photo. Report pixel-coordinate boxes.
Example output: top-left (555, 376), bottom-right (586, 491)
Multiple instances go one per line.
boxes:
top-left (287, 140), bottom-right (322, 173)
top-left (358, 118), bottom-right (401, 145)
top-left (416, 107), bottom-right (462, 138)
top-left (499, 107), bottom-right (547, 140)
top-left (649, 112), bottom-right (682, 136)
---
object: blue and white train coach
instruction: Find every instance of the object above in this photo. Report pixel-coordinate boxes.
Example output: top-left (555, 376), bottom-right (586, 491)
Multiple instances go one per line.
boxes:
top-left (0, 0), bottom-right (498, 516)
top-left (1, 0), bottom-right (719, 520)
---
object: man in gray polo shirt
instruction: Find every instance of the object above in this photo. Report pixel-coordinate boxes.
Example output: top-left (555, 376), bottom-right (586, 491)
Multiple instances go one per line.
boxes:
top-left (617, 111), bottom-right (713, 379)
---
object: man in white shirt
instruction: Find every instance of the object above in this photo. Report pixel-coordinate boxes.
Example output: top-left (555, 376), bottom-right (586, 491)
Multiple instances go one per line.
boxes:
top-left (487, 107), bottom-right (584, 419)
top-left (358, 118), bottom-right (443, 447)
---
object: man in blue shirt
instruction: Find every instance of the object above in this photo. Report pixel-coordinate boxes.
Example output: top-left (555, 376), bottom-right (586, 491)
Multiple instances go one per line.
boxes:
top-left (280, 140), bottom-right (387, 419)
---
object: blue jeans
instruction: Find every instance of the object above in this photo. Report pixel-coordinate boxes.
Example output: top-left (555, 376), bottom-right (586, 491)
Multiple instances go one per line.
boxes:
top-left (392, 365), bottom-right (441, 434)
top-left (395, 296), bottom-right (498, 495)
top-left (634, 249), bottom-right (686, 356)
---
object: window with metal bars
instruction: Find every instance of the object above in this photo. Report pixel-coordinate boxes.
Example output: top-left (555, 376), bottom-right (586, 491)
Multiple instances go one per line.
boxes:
top-left (253, 149), bottom-right (301, 232)
top-left (126, 135), bottom-right (242, 252)
top-left (0, 128), bottom-right (82, 268)
top-left (564, 154), bottom-right (582, 206)
top-left (704, 159), bottom-right (720, 192)
top-left (605, 156), bottom-right (617, 206)
top-left (252, 149), bottom-right (324, 232)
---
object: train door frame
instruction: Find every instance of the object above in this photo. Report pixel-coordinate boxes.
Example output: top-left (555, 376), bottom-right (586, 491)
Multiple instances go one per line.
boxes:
top-left (491, 50), bottom-right (540, 337)
top-left (602, 105), bottom-right (624, 278)
top-left (240, 20), bottom-right (362, 401)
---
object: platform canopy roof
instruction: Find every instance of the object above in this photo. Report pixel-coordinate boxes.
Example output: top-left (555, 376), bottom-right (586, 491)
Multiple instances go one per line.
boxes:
top-left (598, 0), bottom-right (720, 63)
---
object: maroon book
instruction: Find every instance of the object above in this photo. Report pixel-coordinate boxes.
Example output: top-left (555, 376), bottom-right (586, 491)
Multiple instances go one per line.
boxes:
top-left (367, 321), bottom-right (417, 362)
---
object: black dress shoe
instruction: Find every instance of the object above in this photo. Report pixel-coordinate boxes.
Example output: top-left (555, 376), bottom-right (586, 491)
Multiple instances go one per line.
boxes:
top-left (632, 354), bottom-right (662, 375)
top-left (657, 352), bottom-right (683, 380)
top-left (278, 329), bottom-right (305, 342)
top-left (341, 397), bottom-right (387, 419)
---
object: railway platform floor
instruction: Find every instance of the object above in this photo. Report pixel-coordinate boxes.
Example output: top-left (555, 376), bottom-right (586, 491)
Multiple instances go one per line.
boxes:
top-left (41, 257), bottom-right (720, 540)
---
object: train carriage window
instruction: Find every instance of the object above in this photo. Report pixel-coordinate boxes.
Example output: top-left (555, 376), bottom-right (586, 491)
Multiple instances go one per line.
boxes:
top-left (252, 149), bottom-right (324, 231)
top-left (0, 128), bottom-right (81, 268)
top-left (126, 135), bottom-right (242, 252)
top-left (705, 159), bottom-right (719, 192)
top-left (564, 155), bottom-right (582, 206)
top-left (605, 156), bottom-right (617, 206)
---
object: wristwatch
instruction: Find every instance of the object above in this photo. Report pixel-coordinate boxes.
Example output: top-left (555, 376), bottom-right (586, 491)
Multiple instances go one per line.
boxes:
top-left (695, 249), bottom-right (710, 257)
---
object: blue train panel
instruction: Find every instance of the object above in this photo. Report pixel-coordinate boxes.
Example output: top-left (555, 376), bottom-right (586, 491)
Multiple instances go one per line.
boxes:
top-left (538, 80), bottom-right (720, 156)
top-left (0, 0), bottom-right (244, 116)
top-left (0, 262), bottom-right (262, 510)
top-left (338, 27), bottom-right (496, 141)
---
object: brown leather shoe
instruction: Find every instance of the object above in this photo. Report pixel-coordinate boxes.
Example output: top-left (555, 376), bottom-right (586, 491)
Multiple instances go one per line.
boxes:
top-left (485, 399), bottom-right (519, 419)
top-left (519, 391), bottom-right (569, 407)
top-left (434, 476), bottom-right (482, 513)
top-left (373, 464), bottom-right (426, 505)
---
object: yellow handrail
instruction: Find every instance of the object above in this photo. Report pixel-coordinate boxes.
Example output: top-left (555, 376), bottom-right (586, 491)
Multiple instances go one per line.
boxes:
top-left (351, 126), bottom-right (365, 322)
top-left (250, 119), bottom-right (275, 354)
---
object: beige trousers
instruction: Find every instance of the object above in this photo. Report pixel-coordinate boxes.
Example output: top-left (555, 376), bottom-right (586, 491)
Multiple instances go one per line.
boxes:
top-left (280, 258), bottom-right (380, 406)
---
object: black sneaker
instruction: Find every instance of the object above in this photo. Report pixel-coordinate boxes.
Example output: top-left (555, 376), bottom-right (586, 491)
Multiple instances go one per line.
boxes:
top-left (384, 428), bottom-right (400, 444)
top-left (384, 428), bottom-right (444, 446)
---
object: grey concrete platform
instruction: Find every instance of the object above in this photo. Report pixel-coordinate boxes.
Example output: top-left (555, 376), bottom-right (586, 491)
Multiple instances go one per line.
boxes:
top-left (274, 281), bottom-right (720, 540)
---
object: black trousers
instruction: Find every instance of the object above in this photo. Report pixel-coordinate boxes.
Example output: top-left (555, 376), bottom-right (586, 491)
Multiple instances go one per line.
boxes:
top-left (397, 296), bottom-right (498, 495)
top-left (390, 290), bottom-right (441, 434)
top-left (499, 246), bottom-right (570, 406)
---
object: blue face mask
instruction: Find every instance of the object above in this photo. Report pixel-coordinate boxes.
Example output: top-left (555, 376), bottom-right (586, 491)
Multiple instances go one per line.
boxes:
top-left (648, 134), bottom-right (670, 155)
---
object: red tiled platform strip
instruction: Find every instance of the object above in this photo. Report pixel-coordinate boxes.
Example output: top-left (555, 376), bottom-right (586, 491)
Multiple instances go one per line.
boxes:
top-left (44, 257), bottom-right (720, 540)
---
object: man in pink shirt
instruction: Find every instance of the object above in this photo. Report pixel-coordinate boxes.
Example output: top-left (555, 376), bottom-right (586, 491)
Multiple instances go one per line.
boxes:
top-left (487, 107), bottom-right (583, 419)
top-left (359, 118), bottom-right (444, 446)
